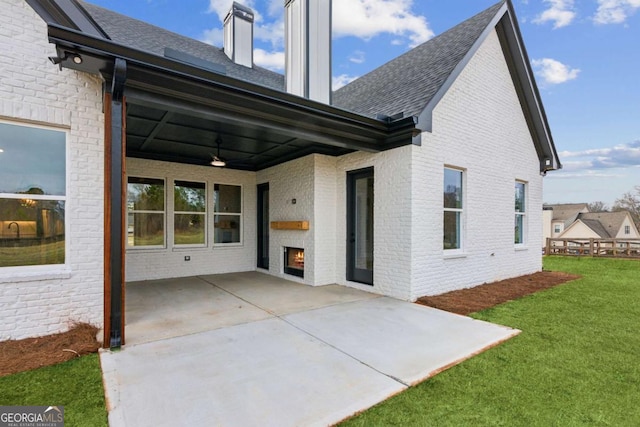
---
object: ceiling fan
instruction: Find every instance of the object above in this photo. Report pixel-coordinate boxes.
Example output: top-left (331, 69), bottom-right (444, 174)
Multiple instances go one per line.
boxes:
top-left (210, 136), bottom-right (226, 167)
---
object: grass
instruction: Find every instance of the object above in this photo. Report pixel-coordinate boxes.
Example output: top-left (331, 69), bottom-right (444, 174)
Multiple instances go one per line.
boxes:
top-left (0, 354), bottom-right (108, 427)
top-left (341, 257), bottom-right (640, 426)
top-left (0, 240), bottom-right (65, 267)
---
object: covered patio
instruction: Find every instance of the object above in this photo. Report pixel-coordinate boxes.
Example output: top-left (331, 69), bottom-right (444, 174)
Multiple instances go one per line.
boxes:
top-left (101, 272), bottom-right (520, 426)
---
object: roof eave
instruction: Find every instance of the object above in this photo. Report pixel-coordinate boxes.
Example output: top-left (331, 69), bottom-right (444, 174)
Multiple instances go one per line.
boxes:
top-left (416, 0), bottom-right (562, 174)
top-left (46, 24), bottom-right (417, 153)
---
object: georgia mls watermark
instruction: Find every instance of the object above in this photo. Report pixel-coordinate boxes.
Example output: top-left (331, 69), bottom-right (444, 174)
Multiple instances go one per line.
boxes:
top-left (0, 406), bottom-right (64, 427)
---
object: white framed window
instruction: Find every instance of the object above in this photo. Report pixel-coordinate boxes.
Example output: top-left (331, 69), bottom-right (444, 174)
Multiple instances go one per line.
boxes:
top-left (127, 177), bottom-right (165, 248)
top-left (554, 224), bottom-right (561, 234)
top-left (0, 121), bottom-right (67, 268)
top-left (515, 181), bottom-right (526, 245)
top-left (174, 180), bottom-right (206, 247)
top-left (625, 225), bottom-right (630, 235)
top-left (213, 184), bottom-right (242, 245)
top-left (443, 167), bottom-right (464, 251)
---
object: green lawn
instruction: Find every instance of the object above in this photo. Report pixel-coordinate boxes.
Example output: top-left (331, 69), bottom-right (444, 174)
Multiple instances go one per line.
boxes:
top-left (0, 354), bottom-right (107, 427)
top-left (342, 257), bottom-right (640, 426)
top-left (1, 257), bottom-right (637, 426)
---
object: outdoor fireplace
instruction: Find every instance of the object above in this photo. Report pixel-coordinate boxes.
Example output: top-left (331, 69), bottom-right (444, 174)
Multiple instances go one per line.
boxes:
top-left (284, 247), bottom-right (304, 278)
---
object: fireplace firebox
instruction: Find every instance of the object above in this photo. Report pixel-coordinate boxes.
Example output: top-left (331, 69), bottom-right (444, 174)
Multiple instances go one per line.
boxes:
top-left (284, 247), bottom-right (304, 278)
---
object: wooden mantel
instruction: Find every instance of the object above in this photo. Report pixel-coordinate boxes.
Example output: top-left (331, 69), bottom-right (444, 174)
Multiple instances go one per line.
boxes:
top-left (271, 221), bottom-right (309, 230)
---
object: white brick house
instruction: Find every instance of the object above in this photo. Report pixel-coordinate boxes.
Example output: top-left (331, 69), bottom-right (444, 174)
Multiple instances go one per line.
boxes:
top-left (0, 0), bottom-right (560, 345)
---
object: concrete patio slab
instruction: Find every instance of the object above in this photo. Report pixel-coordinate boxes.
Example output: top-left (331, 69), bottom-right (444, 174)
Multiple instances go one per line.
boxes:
top-left (105, 273), bottom-right (520, 426)
top-left (101, 318), bottom-right (405, 427)
top-left (125, 276), bottom-right (271, 345)
top-left (285, 297), bottom-right (520, 386)
top-left (199, 271), bottom-right (380, 316)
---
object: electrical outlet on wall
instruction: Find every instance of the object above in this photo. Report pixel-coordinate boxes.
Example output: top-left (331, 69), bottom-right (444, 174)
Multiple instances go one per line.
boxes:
top-left (184, 256), bottom-right (191, 261)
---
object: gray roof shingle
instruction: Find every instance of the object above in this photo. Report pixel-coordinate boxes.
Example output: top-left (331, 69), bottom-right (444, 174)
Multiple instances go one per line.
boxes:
top-left (80, 1), bottom-right (509, 121)
top-left (545, 203), bottom-right (589, 221)
top-left (577, 212), bottom-right (630, 237)
top-left (579, 219), bottom-right (611, 238)
top-left (80, 1), bottom-right (285, 91)
top-left (332, 1), bottom-right (504, 118)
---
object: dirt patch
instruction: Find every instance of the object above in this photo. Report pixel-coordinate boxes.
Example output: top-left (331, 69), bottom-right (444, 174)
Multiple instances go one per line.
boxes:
top-left (416, 270), bottom-right (581, 315)
top-left (0, 323), bottom-right (101, 377)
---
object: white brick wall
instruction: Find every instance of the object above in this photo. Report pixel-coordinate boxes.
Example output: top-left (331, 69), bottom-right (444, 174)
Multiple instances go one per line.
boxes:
top-left (334, 147), bottom-right (414, 299)
top-left (410, 29), bottom-right (543, 298)
top-left (257, 155), bottom-right (316, 284)
top-left (0, 0), bottom-right (105, 340)
top-left (125, 158), bottom-right (257, 281)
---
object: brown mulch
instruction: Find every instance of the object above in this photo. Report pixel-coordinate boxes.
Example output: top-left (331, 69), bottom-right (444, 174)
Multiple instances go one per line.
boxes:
top-left (0, 323), bottom-right (101, 377)
top-left (416, 270), bottom-right (581, 315)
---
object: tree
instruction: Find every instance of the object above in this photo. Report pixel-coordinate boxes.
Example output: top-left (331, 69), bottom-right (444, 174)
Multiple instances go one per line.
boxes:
top-left (613, 186), bottom-right (640, 229)
top-left (587, 201), bottom-right (609, 212)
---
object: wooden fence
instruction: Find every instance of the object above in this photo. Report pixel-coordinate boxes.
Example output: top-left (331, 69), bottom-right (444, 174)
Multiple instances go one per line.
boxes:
top-left (545, 238), bottom-right (640, 258)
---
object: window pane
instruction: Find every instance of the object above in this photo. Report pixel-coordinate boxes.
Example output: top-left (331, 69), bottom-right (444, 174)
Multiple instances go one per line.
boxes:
top-left (444, 169), bottom-right (462, 209)
top-left (174, 213), bottom-right (205, 245)
top-left (174, 181), bottom-right (205, 212)
top-left (0, 123), bottom-right (66, 196)
top-left (0, 198), bottom-right (65, 267)
top-left (214, 215), bottom-right (240, 243)
top-left (128, 178), bottom-right (164, 211)
top-left (128, 212), bottom-right (164, 246)
top-left (214, 184), bottom-right (241, 213)
top-left (443, 211), bottom-right (461, 250)
top-left (515, 214), bottom-right (524, 244)
top-left (515, 182), bottom-right (525, 212)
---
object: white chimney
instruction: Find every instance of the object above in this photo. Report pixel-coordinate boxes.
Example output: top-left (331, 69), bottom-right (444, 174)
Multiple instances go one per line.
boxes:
top-left (285, 0), bottom-right (332, 104)
top-left (224, 2), bottom-right (254, 68)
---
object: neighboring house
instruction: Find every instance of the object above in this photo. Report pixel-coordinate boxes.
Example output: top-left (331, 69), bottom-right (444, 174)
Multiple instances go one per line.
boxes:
top-left (0, 0), bottom-right (560, 345)
top-left (542, 203), bottom-right (589, 245)
top-left (559, 212), bottom-right (640, 240)
top-left (543, 204), bottom-right (640, 244)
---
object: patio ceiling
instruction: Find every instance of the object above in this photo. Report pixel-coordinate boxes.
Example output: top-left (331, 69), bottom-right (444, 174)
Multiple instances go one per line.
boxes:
top-left (125, 102), bottom-right (353, 171)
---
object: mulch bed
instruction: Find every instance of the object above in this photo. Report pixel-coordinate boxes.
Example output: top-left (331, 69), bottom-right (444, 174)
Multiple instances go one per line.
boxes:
top-left (0, 270), bottom-right (580, 378)
top-left (416, 270), bottom-right (581, 315)
top-left (0, 323), bottom-right (101, 377)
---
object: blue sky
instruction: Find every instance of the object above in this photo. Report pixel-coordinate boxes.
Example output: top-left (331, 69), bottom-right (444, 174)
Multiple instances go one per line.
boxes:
top-left (89, 0), bottom-right (640, 206)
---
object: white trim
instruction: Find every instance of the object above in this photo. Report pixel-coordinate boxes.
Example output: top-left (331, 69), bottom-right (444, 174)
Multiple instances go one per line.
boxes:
top-left (173, 179), bottom-right (207, 248)
top-left (212, 183), bottom-right (244, 246)
top-left (515, 180), bottom-right (527, 246)
top-left (0, 121), bottom-right (68, 272)
top-left (126, 176), bottom-right (167, 250)
top-left (443, 166), bottom-right (465, 252)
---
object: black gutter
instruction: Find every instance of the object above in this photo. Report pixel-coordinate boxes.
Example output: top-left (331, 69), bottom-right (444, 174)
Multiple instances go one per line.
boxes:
top-left (46, 24), bottom-right (418, 151)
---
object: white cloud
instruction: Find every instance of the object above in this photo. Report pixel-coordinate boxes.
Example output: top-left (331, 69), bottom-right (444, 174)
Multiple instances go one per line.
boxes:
top-left (201, 27), bottom-right (224, 47)
top-left (333, 0), bottom-right (434, 47)
top-left (349, 50), bottom-right (366, 64)
top-left (533, 0), bottom-right (576, 28)
top-left (594, 0), bottom-right (640, 24)
top-left (333, 74), bottom-right (359, 90)
top-left (204, 0), bottom-right (433, 50)
top-left (532, 58), bottom-right (580, 84)
top-left (253, 48), bottom-right (285, 71)
top-left (254, 19), bottom-right (285, 48)
top-left (557, 140), bottom-right (640, 172)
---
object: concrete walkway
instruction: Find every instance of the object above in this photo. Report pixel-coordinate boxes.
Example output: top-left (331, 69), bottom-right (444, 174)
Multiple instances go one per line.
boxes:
top-left (101, 272), bottom-right (519, 427)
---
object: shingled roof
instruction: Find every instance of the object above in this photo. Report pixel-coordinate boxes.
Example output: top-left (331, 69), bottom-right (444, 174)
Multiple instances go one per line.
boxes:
top-left (577, 212), bottom-right (631, 238)
top-left (79, 1), bottom-right (285, 91)
top-left (332, 2), bottom-right (504, 119)
top-left (545, 203), bottom-right (589, 222)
